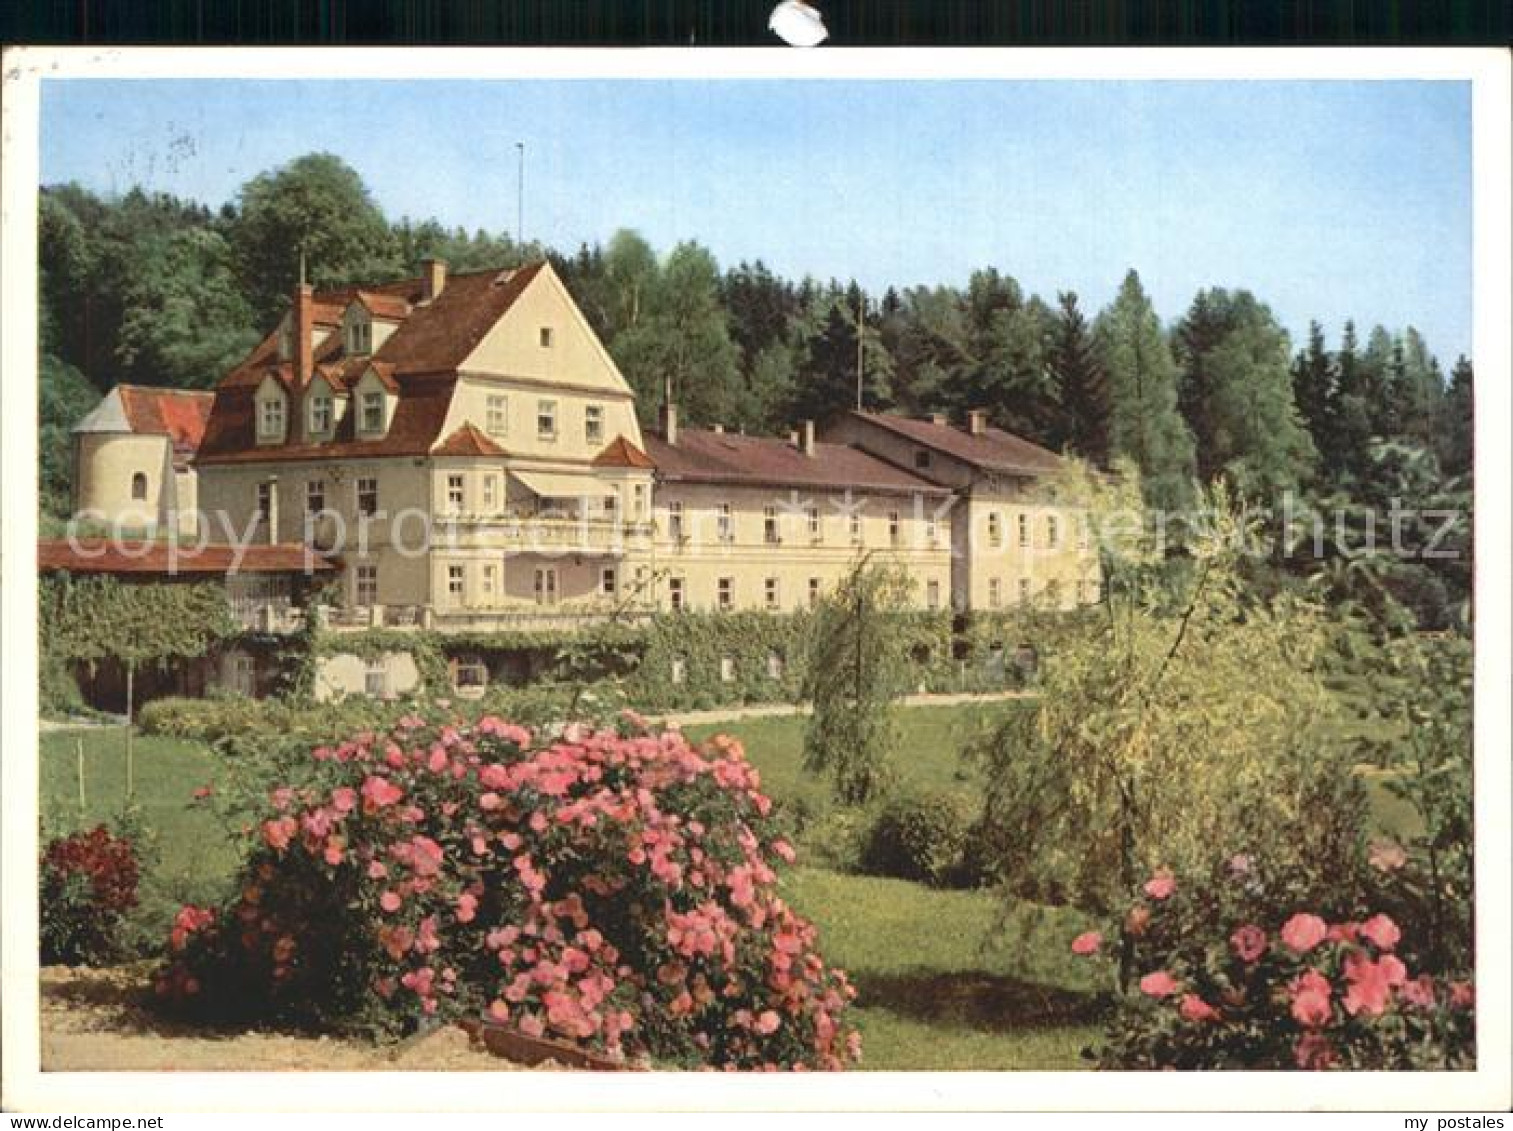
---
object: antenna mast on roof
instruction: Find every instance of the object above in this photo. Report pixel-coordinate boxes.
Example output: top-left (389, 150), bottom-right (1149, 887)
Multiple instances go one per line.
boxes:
top-left (515, 142), bottom-right (526, 259)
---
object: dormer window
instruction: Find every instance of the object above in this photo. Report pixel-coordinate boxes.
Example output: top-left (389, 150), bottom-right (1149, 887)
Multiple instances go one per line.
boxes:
top-left (259, 396), bottom-right (286, 440)
top-left (360, 391), bottom-right (385, 434)
top-left (309, 394), bottom-right (333, 436)
top-left (348, 319), bottom-right (372, 356)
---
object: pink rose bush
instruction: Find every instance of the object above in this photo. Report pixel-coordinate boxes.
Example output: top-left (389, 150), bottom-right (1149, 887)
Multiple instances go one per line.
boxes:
top-left (1073, 871), bottom-right (1475, 1070)
top-left (155, 714), bottom-right (860, 1070)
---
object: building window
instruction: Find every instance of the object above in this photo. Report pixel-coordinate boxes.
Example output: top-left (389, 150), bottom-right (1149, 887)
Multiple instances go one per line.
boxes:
top-left (482, 474), bottom-right (498, 512)
top-left (1075, 580), bottom-right (1087, 605)
top-left (364, 659), bottom-right (388, 699)
top-left (720, 656), bottom-right (736, 683)
top-left (670, 657), bottom-right (687, 685)
top-left (585, 404), bottom-right (604, 444)
top-left (537, 399), bottom-right (557, 440)
top-left (355, 565), bottom-right (378, 606)
top-left (808, 577), bottom-right (821, 607)
top-left (1018, 513), bottom-right (1030, 547)
top-left (259, 397), bottom-right (285, 439)
top-left (446, 474), bottom-right (465, 513)
top-left (914, 449), bottom-right (931, 470)
top-left (716, 503), bottom-right (734, 543)
top-left (1077, 517), bottom-right (1091, 550)
top-left (131, 472), bottom-right (148, 501)
top-left (764, 577), bottom-right (780, 610)
top-left (926, 513), bottom-right (939, 544)
top-left (306, 479), bottom-right (325, 514)
top-left (486, 395), bottom-right (508, 437)
top-left (849, 512), bottom-right (863, 545)
top-left (539, 326), bottom-right (554, 348)
top-left (632, 483), bottom-right (648, 520)
top-left (988, 512), bottom-right (1002, 547)
top-left (601, 567), bottom-right (618, 597)
top-left (454, 659), bottom-right (488, 690)
top-left (766, 652), bottom-right (785, 680)
top-left (806, 504), bottom-right (821, 542)
top-left (926, 579), bottom-right (941, 609)
top-left (357, 477), bottom-right (379, 516)
top-left (349, 320), bottom-right (371, 355)
top-left (668, 576), bottom-right (685, 612)
top-left (1046, 515), bottom-right (1060, 548)
top-left (1018, 578), bottom-right (1031, 605)
top-left (533, 567), bottom-right (559, 606)
top-left (888, 511), bottom-right (900, 546)
top-left (482, 564), bottom-right (497, 600)
top-left (232, 653), bottom-right (256, 696)
top-left (309, 395), bottom-right (332, 435)
top-left (764, 505), bottom-right (780, 544)
top-left (360, 391), bottom-right (384, 433)
top-left (989, 578), bottom-right (1002, 608)
top-left (717, 577), bottom-right (734, 611)
top-left (668, 501), bottom-right (684, 542)
top-left (447, 565), bottom-right (466, 605)
top-left (256, 481), bottom-right (274, 521)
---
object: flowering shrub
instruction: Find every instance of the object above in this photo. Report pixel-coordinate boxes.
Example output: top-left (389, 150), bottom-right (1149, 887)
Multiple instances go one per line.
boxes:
top-left (157, 713), bottom-right (861, 1070)
top-left (41, 825), bottom-right (141, 965)
top-left (1073, 866), bottom-right (1475, 1070)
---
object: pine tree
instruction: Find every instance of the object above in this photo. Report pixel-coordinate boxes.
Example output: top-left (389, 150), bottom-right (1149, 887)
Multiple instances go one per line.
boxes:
top-left (1093, 270), bottom-right (1196, 509)
top-left (1047, 291), bottom-right (1111, 466)
top-left (1332, 321), bottom-right (1374, 486)
top-left (1439, 355), bottom-right (1474, 479)
top-left (1291, 321), bottom-right (1337, 470)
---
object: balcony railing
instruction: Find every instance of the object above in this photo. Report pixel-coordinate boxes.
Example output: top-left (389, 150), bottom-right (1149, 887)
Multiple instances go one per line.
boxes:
top-left (433, 515), bottom-right (653, 556)
top-left (318, 602), bottom-right (652, 634)
top-left (231, 602), bottom-right (305, 634)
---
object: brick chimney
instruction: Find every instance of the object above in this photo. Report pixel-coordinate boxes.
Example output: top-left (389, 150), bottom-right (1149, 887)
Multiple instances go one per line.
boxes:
top-left (293, 283), bottom-right (314, 441)
top-left (929, 412), bottom-right (948, 427)
top-left (802, 420), bottom-right (816, 457)
top-left (967, 409), bottom-right (988, 436)
top-left (712, 423), bottom-right (724, 434)
top-left (421, 257), bottom-right (448, 303)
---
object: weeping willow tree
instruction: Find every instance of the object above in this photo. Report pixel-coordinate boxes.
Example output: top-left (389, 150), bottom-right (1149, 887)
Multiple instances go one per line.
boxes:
top-left (41, 573), bottom-right (237, 795)
top-left (969, 463), bottom-right (1367, 987)
top-left (800, 556), bottom-right (914, 805)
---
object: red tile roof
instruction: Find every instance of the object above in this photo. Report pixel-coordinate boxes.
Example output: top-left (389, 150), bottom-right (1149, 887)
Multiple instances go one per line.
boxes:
top-left (432, 423), bottom-right (507, 457)
top-left (849, 411), bottom-right (1064, 475)
top-left (355, 291), bottom-right (412, 320)
top-left (199, 264), bottom-right (545, 463)
top-left (116, 386), bottom-right (214, 450)
top-left (592, 435), bottom-right (656, 470)
top-left (38, 539), bottom-right (339, 576)
top-left (644, 429), bottom-right (948, 495)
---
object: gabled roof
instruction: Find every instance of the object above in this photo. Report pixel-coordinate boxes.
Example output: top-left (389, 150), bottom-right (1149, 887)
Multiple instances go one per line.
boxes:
top-left (38, 539), bottom-right (339, 575)
top-left (199, 263), bottom-right (547, 464)
top-left (592, 435), bottom-right (656, 470)
top-left (73, 386), bottom-right (214, 470)
top-left (432, 423), bottom-right (507, 457)
top-left (644, 428), bottom-right (948, 495)
top-left (848, 410), bottom-right (1064, 476)
top-left (354, 291), bottom-right (411, 321)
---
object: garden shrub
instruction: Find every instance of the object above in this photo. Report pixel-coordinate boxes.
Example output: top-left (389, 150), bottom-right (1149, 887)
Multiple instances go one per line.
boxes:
top-left (41, 824), bottom-right (142, 965)
top-left (157, 712), bottom-right (861, 1070)
top-left (1072, 863), bottom-right (1475, 1070)
top-left (860, 793), bottom-right (970, 887)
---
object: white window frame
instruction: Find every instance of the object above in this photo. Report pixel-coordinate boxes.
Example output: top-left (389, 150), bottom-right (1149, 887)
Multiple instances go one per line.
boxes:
top-left (719, 656), bottom-right (736, 683)
top-left (585, 404), bottom-right (604, 444)
top-left (1047, 515), bottom-right (1060, 548)
top-left (256, 481), bottom-right (274, 521)
top-left (486, 394), bottom-right (508, 437)
top-left (446, 564), bottom-right (466, 606)
top-left (717, 577), bottom-right (734, 611)
top-left (808, 577), bottom-right (821, 608)
top-left (988, 577), bottom-right (1002, 608)
top-left (259, 397), bottom-right (285, 439)
top-left (446, 473), bottom-right (465, 514)
top-left (764, 577), bottom-right (780, 610)
top-left (360, 391), bottom-right (385, 434)
top-left (766, 652), bottom-right (785, 680)
top-left (534, 567), bottom-right (559, 606)
top-left (668, 501), bottom-right (684, 542)
top-left (849, 512), bottom-right (863, 545)
top-left (988, 512), bottom-right (1002, 547)
top-left (1018, 513), bottom-right (1030, 548)
top-left (926, 579), bottom-right (941, 610)
top-left (356, 476), bottom-right (379, 516)
top-left (668, 576), bottom-right (686, 612)
top-left (306, 479), bottom-right (325, 515)
top-left (537, 399), bottom-right (557, 440)
top-left (807, 504), bottom-right (822, 542)
top-left (764, 505), bottom-right (780, 544)
top-left (364, 658), bottom-right (388, 699)
top-left (355, 564), bottom-right (379, 606)
top-left (309, 395), bottom-right (333, 435)
top-left (717, 503), bottom-right (734, 543)
top-left (482, 564), bottom-right (498, 601)
top-left (670, 657), bottom-right (687, 684)
top-left (482, 474), bottom-right (498, 512)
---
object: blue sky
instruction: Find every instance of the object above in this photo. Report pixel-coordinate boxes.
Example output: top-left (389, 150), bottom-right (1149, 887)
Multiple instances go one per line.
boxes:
top-left (41, 78), bottom-right (1473, 361)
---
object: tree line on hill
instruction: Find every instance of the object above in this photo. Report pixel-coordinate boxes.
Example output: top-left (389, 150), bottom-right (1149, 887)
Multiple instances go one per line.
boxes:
top-left (38, 152), bottom-right (1473, 624)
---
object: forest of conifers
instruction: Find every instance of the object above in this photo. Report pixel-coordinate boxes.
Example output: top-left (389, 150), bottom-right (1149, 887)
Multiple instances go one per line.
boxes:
top-left (38, 153), bottom-right (1472, 626)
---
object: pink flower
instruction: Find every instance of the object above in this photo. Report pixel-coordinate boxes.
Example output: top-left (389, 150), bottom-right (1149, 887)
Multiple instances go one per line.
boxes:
top-left (1179, 994), bottom-right (1220, 1023)
top-left (1294, 1032), bottom-right (1338, 1070)
top-left (1070, 931), bottom-right (1103, 956)
top-left (379, 890), bottom-right (402, 913)
top-left (1290, 969), bottom-right (1333, 1028)
top-left (261, 817), bottom-right (297, 852)
top-left (1124, 906), bottom-right (1151, 936)
top-left (323, 840), bottom-right (344, 866)
top-left (360, 775), bottom-right (404, 812)
top-left (1448, 981), bottom-right (1474, 1009)
top-left (192, 784), bottom-right (214, 800)
top-left (1359, 913), bottom-right (1401, 952)
top-left (1229, 924), bottom-right (1267, 963)
top-left (755, 1009), bottom-right (782, 1035)
top-left (1342, 953), bottom-right (1398, 1017)
top-left (1280, 913), bottom-right (1328, 954)
top-left (331, 787), bottom-right (357, 813)
top-left (1400, 975), bottom-right (1437, 1010)
top-left (456, 892), bottom-right (478, 923)
top-left (1142, 869), bottom-right (1176, 901)
top-left (1139, 971), bottom-right (1178, 998)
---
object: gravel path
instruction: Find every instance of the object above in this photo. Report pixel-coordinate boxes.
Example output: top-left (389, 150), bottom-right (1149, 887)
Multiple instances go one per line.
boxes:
top-left (655, 688), bottom-right (1034, 729)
